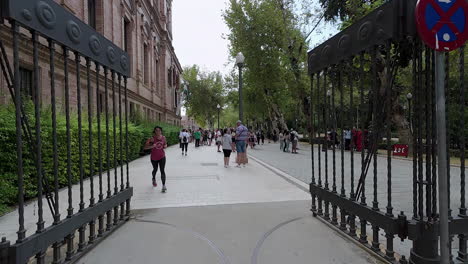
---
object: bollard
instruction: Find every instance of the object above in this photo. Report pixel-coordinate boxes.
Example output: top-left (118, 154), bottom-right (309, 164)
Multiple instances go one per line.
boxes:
top-left (0, 237), bottom-right (10, 264)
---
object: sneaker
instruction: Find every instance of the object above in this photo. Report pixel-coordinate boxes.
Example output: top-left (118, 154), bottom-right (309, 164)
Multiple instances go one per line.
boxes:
top-left (152, 179), bottom-right (157, 187)
top-left (162, 186), bottom-right (167, 193)
top-left (236, 165), bottom-right (241, 168)
top-left (185, 153), bottom-right (188, 156)
top-left (242, 164), bottom-right (246, 168)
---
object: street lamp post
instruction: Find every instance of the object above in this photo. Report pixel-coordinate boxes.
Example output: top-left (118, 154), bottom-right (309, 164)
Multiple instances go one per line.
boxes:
top-left (217, 104), bottom-right (221, 130)
top-left (236, 52), bottom-right (245, 121)
top-left (327, 89), bottom-right (332, 129)
top-left (407, 92), bottom-right (413, 134)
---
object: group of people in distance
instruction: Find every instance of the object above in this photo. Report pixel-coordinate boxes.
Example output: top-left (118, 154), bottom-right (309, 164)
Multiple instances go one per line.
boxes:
top-left (279, 129), bottom-right (300, 154)
top-left (142, 121), bottom-right (264, 192)
top-left (322, 128), bottom-right (367, 152)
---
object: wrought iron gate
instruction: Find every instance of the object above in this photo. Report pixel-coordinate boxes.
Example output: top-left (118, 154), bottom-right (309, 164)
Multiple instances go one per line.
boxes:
top-left (0, 0), bottom-right (133, 263)
top-left (308, 0), bottom-right (467, 263)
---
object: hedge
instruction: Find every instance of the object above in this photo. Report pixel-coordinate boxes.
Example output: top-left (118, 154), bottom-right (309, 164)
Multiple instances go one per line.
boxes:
top-left (0, 104), bottom-right (180, 215)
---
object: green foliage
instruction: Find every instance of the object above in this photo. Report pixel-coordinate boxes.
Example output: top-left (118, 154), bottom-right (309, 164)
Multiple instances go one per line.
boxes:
top-left (0, 104), bottom-right (180, 213)
top-left (182, 65), bottom-right (225, 128)
top-left (223, 0), bottom-right (311, 130)
top-left (317, 0), bottom-right (386, 27)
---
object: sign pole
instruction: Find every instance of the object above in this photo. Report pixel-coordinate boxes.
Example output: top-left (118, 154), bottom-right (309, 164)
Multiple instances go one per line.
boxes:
top-left (435, 50), bottom-right (449, 264)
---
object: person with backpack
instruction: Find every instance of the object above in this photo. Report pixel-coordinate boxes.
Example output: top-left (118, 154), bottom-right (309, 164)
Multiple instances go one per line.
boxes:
top-left (179, 129), bottom-right (190, 156)
top-left (144, 126), bottom-right (168, 193)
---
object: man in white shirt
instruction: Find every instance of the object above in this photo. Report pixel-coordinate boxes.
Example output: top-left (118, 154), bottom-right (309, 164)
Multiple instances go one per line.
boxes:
top-left (344, 129), bottom-right (352, 150)
top-left (179, 129), bottom-right (190, 156)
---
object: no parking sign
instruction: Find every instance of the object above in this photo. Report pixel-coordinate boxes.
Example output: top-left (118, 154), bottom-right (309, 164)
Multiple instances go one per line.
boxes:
top-left (416, 0), bottom-right (468, 51)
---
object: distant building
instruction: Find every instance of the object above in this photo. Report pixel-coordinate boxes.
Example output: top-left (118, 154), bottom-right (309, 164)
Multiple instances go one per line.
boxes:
top-left (0, 0), bottom-right (183, 125)
top-left (181, 116), bottom-right (198, 130)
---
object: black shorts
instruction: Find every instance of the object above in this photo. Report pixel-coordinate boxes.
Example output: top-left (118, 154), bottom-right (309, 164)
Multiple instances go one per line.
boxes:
top-left (223, 149), bottom-right (232, 157)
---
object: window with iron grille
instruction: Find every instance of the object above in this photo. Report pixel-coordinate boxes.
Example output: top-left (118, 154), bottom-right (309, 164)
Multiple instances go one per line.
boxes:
top-left (143, 44), bottom-right (149, 85)
top-left (98, 92), bottom-right (104, 114)
top-left (88, 0), bottom-right (96, 29)
top-left (123, 18), bottom-right (131, 53)
top-left (20, 67), bottom-right (33, 99)
top-left (129, 101), bottom-right (135, 120)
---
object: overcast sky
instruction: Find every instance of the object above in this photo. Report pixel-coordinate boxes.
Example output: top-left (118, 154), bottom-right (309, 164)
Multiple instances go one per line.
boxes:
top-left (172, 0), bottom-right (339, 76)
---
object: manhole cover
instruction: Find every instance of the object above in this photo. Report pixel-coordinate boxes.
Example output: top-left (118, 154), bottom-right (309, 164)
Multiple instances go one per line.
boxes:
top-left (201, 163), bottom-right (218, 166)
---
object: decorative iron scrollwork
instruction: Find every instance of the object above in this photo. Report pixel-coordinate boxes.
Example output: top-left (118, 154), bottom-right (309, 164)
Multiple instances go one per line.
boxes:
top-left (36, 1), bottom-right (56, 29)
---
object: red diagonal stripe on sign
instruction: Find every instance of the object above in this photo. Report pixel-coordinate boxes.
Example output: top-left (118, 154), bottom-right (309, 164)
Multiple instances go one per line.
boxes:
top-left (429, 0), bottom-right (464, 34)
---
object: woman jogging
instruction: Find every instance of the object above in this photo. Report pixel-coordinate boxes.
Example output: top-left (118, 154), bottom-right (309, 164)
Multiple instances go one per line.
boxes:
top-left (222, 129), bottom-right (233, 168)
top-left (144, 126), bottom-right (168, 193)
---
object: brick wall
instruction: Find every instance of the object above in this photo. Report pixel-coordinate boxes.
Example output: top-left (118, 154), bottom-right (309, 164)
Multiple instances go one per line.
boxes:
top-left (0, 0), bottom-right (183, 124)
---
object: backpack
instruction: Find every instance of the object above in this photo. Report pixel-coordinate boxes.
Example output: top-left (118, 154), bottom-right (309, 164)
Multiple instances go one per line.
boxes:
top-left (183, 135), bottom-right (187, 143)
top-left (290, 132), bottom-right (295, 141)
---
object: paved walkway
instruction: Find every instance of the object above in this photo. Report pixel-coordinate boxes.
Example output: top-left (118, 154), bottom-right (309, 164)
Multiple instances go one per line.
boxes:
top-left (248, 141), bottom-right (467, 216)
top-left (247, 141), bottom-right (467, 257)
top-left (78, 143), bottom-right (380, 264)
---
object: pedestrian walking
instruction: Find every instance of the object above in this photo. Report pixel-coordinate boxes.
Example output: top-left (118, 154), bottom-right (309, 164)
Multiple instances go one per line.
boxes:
top-left (222, 128), bottom-right (233, 168)
top-left (188, 129), bottom-right (193, 143)
top-left (290, 129), bottom-right (299, 154)
top-left (235, 120), bottom-right (249, 167)
top-left (179, 129), bottom-right (190, 156)
top-left (203, 130), bottom-right (208, 146)
top-left (279, 131), bottom-right (284, 151)
top-left (248, 130), bottom-right (256, 149)
top-left (194, 129), bottom-right (201, 147)
top-left (144, 126), bottom-right (168, 193)
top-left (216, 129), bottom-right (222, 152)
top-left (208, 130), bottom-right (213, 146)
top-left (283, 130), bottom-right (290, 152)
top-left (260, 130), bottom-right (265, 145)
top-left (231, 129), bottom-right (236, 153)
top-left (344, 128), bottom-right (352, 150)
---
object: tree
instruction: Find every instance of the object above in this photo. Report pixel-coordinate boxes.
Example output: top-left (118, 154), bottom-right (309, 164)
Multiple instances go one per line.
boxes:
top-left (315, 0), bottom-right (467, 152)
top-left (182, 65), bottom-right (225, 128)
top-left (223, 0), bottom-right (312, 133)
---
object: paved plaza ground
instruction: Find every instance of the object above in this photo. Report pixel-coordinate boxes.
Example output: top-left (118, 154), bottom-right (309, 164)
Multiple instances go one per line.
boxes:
top-left (248, 141), bottom-right (467, 217)
top-left (2, 140), bottom-right (466, 263)
top-left (7, 141), bottom-right (442, 263)
top-left (73, 142), bottom-right (380, 264)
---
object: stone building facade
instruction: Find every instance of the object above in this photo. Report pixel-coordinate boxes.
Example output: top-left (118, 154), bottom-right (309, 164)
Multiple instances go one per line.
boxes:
top-left (0, 0), bottom-right (182, 125)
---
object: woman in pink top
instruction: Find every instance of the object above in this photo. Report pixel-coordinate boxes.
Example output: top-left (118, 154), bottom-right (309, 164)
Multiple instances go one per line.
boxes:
top-left (144, 126), bottom-right (168, 192)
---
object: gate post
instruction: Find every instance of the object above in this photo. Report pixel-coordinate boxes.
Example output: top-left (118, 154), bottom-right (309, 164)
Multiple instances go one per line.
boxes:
top-left (409, 223), bottom-right (440, 264)
top-left (0, 237), bottom-right (10, 264)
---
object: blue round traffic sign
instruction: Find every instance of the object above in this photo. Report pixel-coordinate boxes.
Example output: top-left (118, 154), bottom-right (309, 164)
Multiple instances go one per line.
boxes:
top-left (416, 0), bottom-right (468, 51)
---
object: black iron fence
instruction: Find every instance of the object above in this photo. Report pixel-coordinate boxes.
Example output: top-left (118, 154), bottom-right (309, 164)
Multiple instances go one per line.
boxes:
top-left (0, 0), bottom-right (132, 263)
top-left (308, 0), bottom-right (467, 263)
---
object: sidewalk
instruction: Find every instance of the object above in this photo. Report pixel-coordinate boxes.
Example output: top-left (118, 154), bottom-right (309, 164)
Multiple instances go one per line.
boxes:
top-left (77, 143), bottom-right (380, 264)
